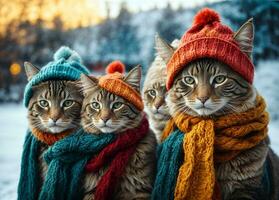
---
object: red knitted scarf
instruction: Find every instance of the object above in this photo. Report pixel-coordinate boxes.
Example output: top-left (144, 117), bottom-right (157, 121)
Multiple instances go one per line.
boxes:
top-left (85, 116), bottom-right (149, 200)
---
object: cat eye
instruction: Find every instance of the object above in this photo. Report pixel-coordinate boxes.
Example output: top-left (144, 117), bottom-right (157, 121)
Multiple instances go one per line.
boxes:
top-left (63, 100), bottom-right (74, 108)
top-left (112, 102), bottom-right (123, 110)
top-left (213, 75), bottom-right (227, 84)
top-left (148, 89), bottom-right (156, 97)
top-left (183, 76), bottom-right (195, 85)
top-left (91, 102), bottom-right (101, 110)
top-left (39, 100), bottom-right (49, 108)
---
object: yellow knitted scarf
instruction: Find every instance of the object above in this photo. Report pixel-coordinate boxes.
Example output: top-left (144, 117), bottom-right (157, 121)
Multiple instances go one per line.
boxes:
top-left (161, 96), bottom-right (269, 200)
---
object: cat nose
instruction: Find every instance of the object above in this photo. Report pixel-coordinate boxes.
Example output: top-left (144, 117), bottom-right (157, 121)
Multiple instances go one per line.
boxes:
top-left (154, 104), bottom-right (161, 110)
top-left (198, 96), bottom-right (209, 104)
top-left (101, 117), bottom-right (109, 124)
top-left (154, 97), bottom-right (164, 109)
top-left (48, 118), bottom-right (58, 125)
top-left (100, 110), bottom-right (111, 124)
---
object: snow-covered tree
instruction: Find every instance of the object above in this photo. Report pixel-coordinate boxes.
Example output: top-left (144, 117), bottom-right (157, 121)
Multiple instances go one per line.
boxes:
top-left (97, 3), bottom-right (140, 66)
top-left (156, 3), bottom-right (181, 43)
top-left (225, 0), bottom-right (279, 62)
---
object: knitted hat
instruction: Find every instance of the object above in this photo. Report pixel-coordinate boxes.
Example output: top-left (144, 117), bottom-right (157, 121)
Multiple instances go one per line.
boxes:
top-left (24, 46), bottom-right (90, 107)
top-left (97, 61), bottom-right (144, 111)
top-left (166, 8), bottom-right (254, 90)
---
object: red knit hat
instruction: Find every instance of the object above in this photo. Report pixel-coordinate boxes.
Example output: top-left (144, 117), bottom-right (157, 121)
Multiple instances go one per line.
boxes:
top-left (166, 8), bottom-right (254, 90)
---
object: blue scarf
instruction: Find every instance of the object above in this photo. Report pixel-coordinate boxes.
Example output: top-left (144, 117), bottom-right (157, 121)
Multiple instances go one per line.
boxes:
top-left (17, 129), bottom-right (116, 200)
top-left (151, 129), bottom-right (184, 200)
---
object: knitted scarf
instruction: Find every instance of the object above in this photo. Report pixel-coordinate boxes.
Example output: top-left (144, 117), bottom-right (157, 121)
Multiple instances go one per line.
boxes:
top-left (18, 117), bottom-right (149, 200)
top-left (18, 129), bottom-right (115, 200)
top-left (152, 96), bottom-right (269, 200)
top-left (85, 116), bottom-right (149, 200)
top-left (31, 127), bottom-right (73, 145)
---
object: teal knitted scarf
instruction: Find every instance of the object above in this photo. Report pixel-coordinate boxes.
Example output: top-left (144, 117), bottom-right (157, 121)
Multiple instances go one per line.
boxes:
top-left (151, 129), bottom-right (184, 200)
top-left (17, 129), bottom-right (116, 200)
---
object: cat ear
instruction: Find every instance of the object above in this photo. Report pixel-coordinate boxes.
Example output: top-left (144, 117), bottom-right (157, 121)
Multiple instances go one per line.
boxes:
top-left (79, 74), bottom-right (99, 93)
top-left (155, 33), bottom-right (175, 63)
top-left (24, 62), bottom-right (40, 81)
top-left (124, 65), bottom-right (141, 91)
top-left (234, 18), bottom-right (254, 59)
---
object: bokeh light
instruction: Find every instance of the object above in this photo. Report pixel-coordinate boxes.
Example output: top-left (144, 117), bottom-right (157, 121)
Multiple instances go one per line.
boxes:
top-left (9, 63), bottom-right (21, 76)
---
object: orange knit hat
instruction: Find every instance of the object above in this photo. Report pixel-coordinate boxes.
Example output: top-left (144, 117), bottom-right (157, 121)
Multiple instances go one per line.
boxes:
top-left (166, 8), bottom-right (254, 90)
top-left (98, 61), bottom-right (144, 111)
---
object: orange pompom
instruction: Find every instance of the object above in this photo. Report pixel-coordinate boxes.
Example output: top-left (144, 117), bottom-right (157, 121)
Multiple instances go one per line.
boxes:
top-left (106, 61), bottom-right (125, 74)
top-left (193, 8), bottom-right (220, 26)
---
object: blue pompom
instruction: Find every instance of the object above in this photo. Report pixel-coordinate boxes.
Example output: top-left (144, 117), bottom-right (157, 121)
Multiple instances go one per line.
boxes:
top-left (53, 46), bottom-right (82, 63)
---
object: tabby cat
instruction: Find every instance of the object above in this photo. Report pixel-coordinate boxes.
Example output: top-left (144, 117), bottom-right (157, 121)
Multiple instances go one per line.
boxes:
top-left (80, 66), bottom-right (157, 200)
top-left (25, 62), bottom-right (83, 179)
top-left (143, 37), bottom-right (179, 142)
top-left (156, 19), bottom-right (279, 200)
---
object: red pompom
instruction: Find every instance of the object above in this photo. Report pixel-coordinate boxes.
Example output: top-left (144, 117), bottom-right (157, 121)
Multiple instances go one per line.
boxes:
top-left (193, 8), bottom-right (220, 26)
top-left (106, 61), bottom-right (125, 74)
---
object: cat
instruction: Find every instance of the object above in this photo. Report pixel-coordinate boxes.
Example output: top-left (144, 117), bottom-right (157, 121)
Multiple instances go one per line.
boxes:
top-left (24, 62), bottom-right (84, 179)
top-left (143, 36), bottom-right (179, 142)
top-left (80, 66), bottom-right (157, 200)
top-left (156, 19), bottom-right (279, 200)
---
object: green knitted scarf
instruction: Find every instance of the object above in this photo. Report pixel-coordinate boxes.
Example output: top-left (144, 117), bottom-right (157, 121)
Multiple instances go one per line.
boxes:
top-left (17, 129), bottom-right (116, 200)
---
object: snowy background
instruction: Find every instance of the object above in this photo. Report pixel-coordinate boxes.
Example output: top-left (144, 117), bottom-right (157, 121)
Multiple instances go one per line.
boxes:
top-left (0, 0), bottom-right (279, 199)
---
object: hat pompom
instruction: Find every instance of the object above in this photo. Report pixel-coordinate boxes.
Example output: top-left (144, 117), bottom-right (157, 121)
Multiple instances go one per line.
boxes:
top-left (193, 8), bottom-right (220, 26)
top-left (53, 46), bottom-right (82, 63)
top-left (106, 61), bottom-right (125, 74)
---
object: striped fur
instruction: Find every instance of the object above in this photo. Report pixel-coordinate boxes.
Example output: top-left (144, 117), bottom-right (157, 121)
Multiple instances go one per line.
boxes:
top-left (167, 59), bottom-right (279, 200)
top-left (27, 80), bottom-right (83, 189)
top-left (143, 59), bottom-right (170, 142)
top-left (81, 88), bottom-right (143, 134)
top-left (80, 70), bottom-right (157, 199)
top-left (167, 58), bottom-right (256, 118)
top-left (166, 58), bottom-right (279, 199)
top-left (159, 19), bottom-right (279, 199)
top-left (28, 80), bottom-right (83, 134)
top-left (143, 39), bottom-right (179, 142)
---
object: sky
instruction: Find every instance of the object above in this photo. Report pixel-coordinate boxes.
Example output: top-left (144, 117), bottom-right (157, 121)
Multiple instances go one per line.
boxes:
top-left (99, 0), bottom-right (221, 17)
top-left (0, 0), bottom-right (220, 31)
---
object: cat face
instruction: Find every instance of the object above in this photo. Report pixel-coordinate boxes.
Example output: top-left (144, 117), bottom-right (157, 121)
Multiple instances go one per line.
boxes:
top-left (157, 19), bottom-right (256, 117)
top-left (143, 37), bottom-right (180, 120)
top-left (25, 63), bottom-right (83, 134)
top-left (143, 57), bottom-right (170, 120)
top-left (143, 82), bottom-right (169, 120)
top-left (167, 58), bottom-right (255, 117)
top-left (80, 66), bottom-right (142, 134)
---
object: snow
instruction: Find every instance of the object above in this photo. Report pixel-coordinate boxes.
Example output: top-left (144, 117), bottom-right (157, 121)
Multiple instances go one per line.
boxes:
top-left (255, 60), bottom-right (279, 152)
top-left (0, 104), bottom-right (27, 200)
top-left (0, 60), bottom-right (278, 199)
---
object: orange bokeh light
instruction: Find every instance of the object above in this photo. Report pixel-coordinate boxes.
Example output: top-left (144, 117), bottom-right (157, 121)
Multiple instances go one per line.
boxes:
top-left (10, 63), bottom-right (21, 76)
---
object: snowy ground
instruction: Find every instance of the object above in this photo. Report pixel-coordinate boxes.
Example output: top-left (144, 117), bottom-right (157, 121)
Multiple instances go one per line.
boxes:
top-left (0, 104), bottom-right (26, 200)
top-left (0, 60), bottom-right (279, 199)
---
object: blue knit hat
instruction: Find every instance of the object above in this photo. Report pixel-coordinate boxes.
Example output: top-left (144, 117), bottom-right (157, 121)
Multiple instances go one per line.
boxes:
top-left (23, 46), bottom-right (90, 107)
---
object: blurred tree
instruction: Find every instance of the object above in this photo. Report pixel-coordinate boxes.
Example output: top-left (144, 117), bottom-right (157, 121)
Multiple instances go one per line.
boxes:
top-left (0, 20), bottom-right (19, 93)
top-left (0, 0), bottom-right (68, 102)
top-left (97, 2), bottom-right (140, 66)
top-left (156, 3), bottom-right (181, 43)
top-left (226, 0), bottom-right (279, 62)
